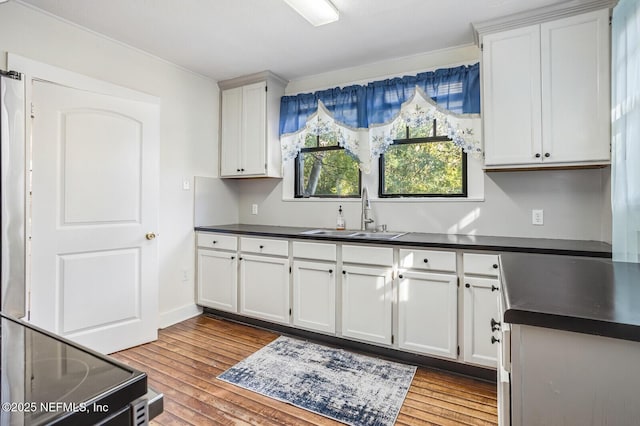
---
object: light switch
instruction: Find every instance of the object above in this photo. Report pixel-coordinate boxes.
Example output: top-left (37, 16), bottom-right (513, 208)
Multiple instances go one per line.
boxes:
top-left (182, 177), bottom-right (191, 191)
top-left (251, 204), bottom-right (258, 215)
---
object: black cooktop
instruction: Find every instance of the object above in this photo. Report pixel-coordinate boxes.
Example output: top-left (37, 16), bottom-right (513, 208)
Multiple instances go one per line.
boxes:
top-left (1, 313), bottom-right (147, 425)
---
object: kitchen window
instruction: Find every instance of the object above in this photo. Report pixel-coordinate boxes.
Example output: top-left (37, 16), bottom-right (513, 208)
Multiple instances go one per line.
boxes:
top-left (294, 132), bottom-right (361, 198)
top-left (379, 120), bottom-right (467, 198)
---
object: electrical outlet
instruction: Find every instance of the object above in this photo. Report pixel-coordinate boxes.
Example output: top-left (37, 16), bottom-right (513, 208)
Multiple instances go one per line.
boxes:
top-left (182, 177), bottom-right (191, 191)
top-left (182, 269), bottom-right (188, 282)
top-left (532, 209), bottom-right (544, 226)
top-left (251, 204), bottom-right (258, 215)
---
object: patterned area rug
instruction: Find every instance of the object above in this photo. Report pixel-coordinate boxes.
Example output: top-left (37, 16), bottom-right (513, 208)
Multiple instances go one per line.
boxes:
top-left (218, 336), bottom-right (416, 426)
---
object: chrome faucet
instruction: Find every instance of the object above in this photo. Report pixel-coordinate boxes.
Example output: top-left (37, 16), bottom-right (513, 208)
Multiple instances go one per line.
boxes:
top-left (361, 186), bottom-right (375, 231)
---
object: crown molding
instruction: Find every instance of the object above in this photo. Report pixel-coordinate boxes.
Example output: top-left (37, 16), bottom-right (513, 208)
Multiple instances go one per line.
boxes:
top-left (218, 70), bottom-right (288, 90)
top-left (472, 0), bottom-right (618, 45)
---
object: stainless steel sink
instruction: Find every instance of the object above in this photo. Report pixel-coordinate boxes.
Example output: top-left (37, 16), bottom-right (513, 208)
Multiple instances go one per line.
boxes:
top-left (349, 231), bottom-right (406, 240)
top-left (300, 229), bottom-right (406, 240)
top-left (300, 229), bottom-right (357, 237)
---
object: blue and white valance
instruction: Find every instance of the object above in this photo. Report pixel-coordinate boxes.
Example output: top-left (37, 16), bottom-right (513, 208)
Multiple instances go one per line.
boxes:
top-left (280, 63), bottom-right (482, 173)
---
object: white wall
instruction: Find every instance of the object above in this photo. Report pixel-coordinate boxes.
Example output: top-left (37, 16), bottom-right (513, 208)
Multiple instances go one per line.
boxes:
top-left (236, 45), bottom-right (612, 242)
top-left (0, 1), bottom-right (236, 326)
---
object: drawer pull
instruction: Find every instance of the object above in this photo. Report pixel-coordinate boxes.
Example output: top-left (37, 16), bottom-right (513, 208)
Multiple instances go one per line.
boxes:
top-left (398, 274), bottom-right (404, 279)
top-left (465, 283), bottom-right (470, 288)
top-left (535, 153), bottom-right (541, 158)
top-left (423, 258), bottom-right (429, 263)
top-left (231, 256), bottom-right (235, 260)
top-left (491, 285), bottom-right (499, 292)
top-left (491, 318), bottom-right (501, 331)
top-left (238, 257), bottom-right (243, 261)
top-left (544, 152), bottom-right (550, 158)
top-left (492, 264), bottom-right (498, 269)
top-left (212, 240), bottom-right (218, 245)
top-left (328, 269), bottom-right (333, 274)
top-left (491, 336), bottom-right (501, 344)
top-left (259, 245), bottom-right (264, 249)
top-left (342, 270), bottom-right (346, 275)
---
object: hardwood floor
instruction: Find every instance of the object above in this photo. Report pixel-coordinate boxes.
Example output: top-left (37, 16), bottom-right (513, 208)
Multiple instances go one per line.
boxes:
top-left (112, 316), bottom-right (497, 425)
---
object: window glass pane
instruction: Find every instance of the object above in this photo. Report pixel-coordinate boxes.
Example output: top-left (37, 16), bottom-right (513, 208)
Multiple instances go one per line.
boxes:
top-left (303, 131), bottom-right (341, 148)
top-left (382, 141), bottom-right (464, 196)
top-left (297, 150), bottom-right (360, 197)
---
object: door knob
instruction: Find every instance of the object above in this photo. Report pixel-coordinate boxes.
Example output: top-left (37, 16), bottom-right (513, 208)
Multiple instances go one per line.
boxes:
top-left (145, 232), bottom-right (157, 240)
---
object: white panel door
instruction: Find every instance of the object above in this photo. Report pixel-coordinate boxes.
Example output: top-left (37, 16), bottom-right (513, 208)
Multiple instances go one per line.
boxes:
top-left (483, 25), bottom-right (542, 166)
top-left (220, 87), bottom-right (242, 176)
top-left (397, 271), bottom-right (458, 359)
top-left (30, 80), bottom-right (159, 354)
top-left (540, 9), bottom-right (610, 163)
top-left (241, 81), bottom-right (266, 175)
top-left (463, 276), bottom-right (500, 368)
top-left (292, 260), bottom-right (336, 334)
top-left (239, 254), bottom-right (289, 324)
top-left (341, 265), bottom-right (392, 345)
top-left (197, 249), bottom-right (238, 312)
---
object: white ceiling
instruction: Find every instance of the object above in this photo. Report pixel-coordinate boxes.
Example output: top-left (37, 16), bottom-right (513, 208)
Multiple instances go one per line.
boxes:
top-left (19, 0), bottom-right (569, 82)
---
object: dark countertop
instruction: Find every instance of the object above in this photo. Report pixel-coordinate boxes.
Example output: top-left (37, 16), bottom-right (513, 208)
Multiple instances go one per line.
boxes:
top-left (500, 252), bottom-right (640, 342)
top-left (195, 224), bottom-right (612, 257)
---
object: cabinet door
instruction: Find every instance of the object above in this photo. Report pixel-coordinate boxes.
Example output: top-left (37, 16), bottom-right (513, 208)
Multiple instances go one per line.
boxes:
top-left (220, 87), bottom-right (243, 176)
top-left (241, 81), bottom-right (267, 175)
top-left (341, 265), bottom-right (392, 345)
top-left (292, 260), bottom-right (336, 334)
top-left (483, 25), bottom-right (542, 166)
top-left (397, 271), bottom-right (458, 359)
top-left (463, 276), bottom-right (500, 368)
top-left (540, 9), bottom-right (610, 164)
top-left (197, 249), bottom-right (237, 312)
top-left (239, 254), bottom-right (289, 324)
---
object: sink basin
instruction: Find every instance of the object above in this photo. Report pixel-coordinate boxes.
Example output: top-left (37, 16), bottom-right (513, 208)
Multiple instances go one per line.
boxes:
top-left (300, 229), bottom-right (406, 240)
top-left (349, 231), bottom-right (406, 240)
top-left (300, 229), bottom-right (357, 237)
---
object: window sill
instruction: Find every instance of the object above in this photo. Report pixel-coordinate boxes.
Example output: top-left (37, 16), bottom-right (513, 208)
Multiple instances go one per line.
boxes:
top-left (282, 197), bottom-right (485, 203)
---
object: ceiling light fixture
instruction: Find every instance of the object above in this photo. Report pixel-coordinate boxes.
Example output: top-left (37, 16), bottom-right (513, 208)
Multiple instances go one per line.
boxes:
top-left (283, 0), bottom-right (339, 27)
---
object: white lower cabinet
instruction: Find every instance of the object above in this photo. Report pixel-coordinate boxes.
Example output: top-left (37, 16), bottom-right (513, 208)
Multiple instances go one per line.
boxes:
top-left (341, 264), bottom-right (393, 345)
top-left (196, 231), bottom-right (512, 372)
top-left (397, 270), bottom-right (458, 359)
top-left (197, 248), bottom-right (238, 312)
top-left (239, 254), bottom-right (290, 324)
top-left (463, 276), bottom-right (500, 368)
top-left (292, 260), bottom-right (336, 334)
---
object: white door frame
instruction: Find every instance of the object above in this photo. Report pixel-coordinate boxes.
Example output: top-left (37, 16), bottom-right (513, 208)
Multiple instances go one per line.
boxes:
top-left (8, 53), bottom-right (160, 344)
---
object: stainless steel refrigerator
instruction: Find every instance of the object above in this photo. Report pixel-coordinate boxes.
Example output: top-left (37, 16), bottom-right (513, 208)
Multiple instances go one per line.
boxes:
top-left (0, 70), bottom-right (25, 319)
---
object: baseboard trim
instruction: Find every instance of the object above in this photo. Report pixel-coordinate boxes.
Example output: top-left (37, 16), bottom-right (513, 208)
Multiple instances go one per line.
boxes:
top-left (159, 303), bottom-right (202, 329)
top-left (202, 307), bottom-right (497, 383)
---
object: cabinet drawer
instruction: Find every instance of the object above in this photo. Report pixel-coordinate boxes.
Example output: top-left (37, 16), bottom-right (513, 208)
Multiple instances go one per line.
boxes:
top-left (293, 241), bottom-right (336, 261)
top-left (399, 248), bottom-right (456, 272)
top-left (342, 245), bottom-right (393, 266)
top-left (464, 253), bottom-right (500, 277)
top-left (241, 237), bottom-right (288, 256)
top-left (197, 233), bottom-right (237, 251)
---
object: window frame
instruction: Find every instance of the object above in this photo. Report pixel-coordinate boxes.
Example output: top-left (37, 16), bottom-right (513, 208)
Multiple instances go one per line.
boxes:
top-left (378, 132), bottom-right (468, 199)
top-left (294, 144), bottom-right (362, 199)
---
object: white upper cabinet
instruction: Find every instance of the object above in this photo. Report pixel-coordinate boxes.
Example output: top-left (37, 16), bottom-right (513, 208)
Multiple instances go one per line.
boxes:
top-left (482, 25), bottom-right (542, 166)
top-left (540, 11), bottom-right (610, 164)
top-left (481, 9), bottom-right (610, 169)
top-left (219, 71), bottom-right (286, 178)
